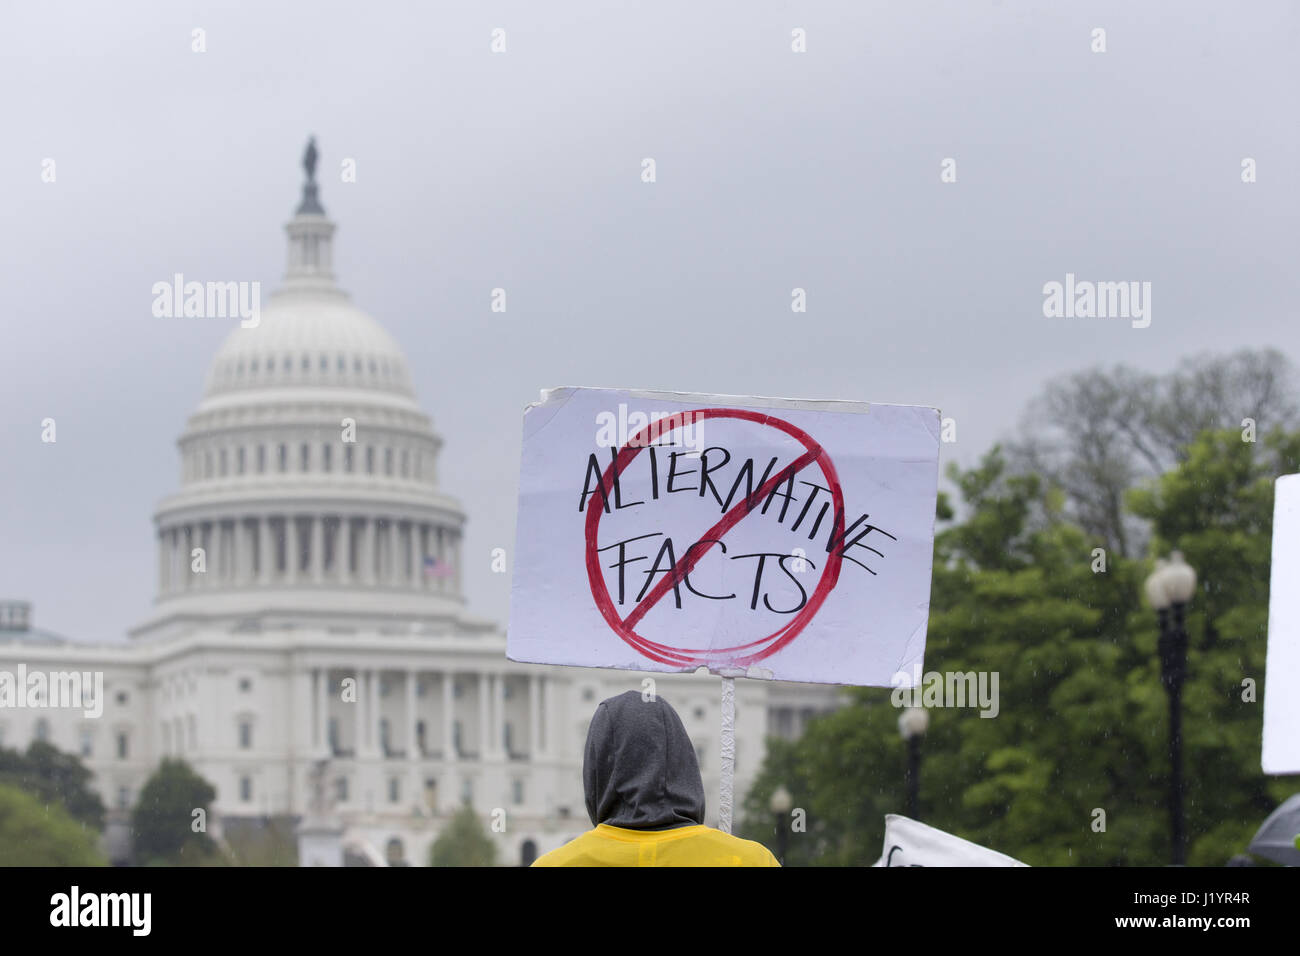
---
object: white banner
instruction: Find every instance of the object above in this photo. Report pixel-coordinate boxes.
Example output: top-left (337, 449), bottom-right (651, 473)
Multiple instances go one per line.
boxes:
top-left (1263, 473), bottom-right (1300, 774)
top-left (873, 814), bottom-right (1029, 867)
top-left (507, 387), bottom-right (941, 685)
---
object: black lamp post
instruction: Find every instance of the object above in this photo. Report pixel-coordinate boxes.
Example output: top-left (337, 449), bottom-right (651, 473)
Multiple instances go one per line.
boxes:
top-left (770, 785), bottom-right (793, 865)
top-left (1144, 551), bottom-right (1197, 866)
top-left (898, 707), bottom-right (929, 820)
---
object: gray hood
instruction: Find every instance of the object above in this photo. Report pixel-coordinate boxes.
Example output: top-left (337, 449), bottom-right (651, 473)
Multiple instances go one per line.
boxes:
top-left (583, 690), bottom-right (706, 830)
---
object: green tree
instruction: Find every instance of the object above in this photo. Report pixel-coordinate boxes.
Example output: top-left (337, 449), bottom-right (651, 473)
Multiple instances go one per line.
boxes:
top-left (741, 431), bottom-right (1300, 866)
top-left (0, 740), bottom-right (107, 831)
top-left (430, 802), bottom-right (498, 866)
top-left (1128, 427), bottom-right (1300, 864)
top-left (130, 758), bottom-right (219, 865)
top-left (0, 783), bottom-right (105, 866)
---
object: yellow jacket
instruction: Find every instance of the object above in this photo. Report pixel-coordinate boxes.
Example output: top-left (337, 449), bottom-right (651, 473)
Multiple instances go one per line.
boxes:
top-left (532, 823), bottom-right (780, 867)
top-left (534, 690), bottom-right (781, 867)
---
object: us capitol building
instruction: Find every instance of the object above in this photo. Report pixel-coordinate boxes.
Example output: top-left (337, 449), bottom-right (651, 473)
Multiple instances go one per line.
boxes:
top-left (0, 143), bottom-right (842, 866)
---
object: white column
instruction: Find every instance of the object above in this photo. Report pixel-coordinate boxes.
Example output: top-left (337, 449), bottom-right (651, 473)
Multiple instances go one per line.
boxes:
top-left (311, 516), bottom-right (324, 584)
top-left (353, 669), bottom-right (366, 757)
top-left (407, 670), bottom-right (422, 814)
top-left (408, 522), bottom-right (420, 588)
top-left (451, 531), bottom-right (462, 595)
top-left (211, 520), bottom-right (223, 585)
top-left (312, 669), bottom-right (322, 751)
top-left (231, 519), bottom-right (243, 586)
top-left (478, 673), bottom-right (490, 758)
top-left (367, 670), bottom-right (379, 756)
top-left (285, 515), bottom-right (299, 585)
top-left (443, 672), bottom-right (456, 761)
top-left (496, 674), bottom-right (507, 758)
top-left (166, 529), bottom-right (176, 593)
top-left (529, 675), bottom-right (541, 758)
top-left (387, 519), bottom-right (400, 586)
top-left (339, 516), bottom-right (353, 585)
top-left (259, 517), bottom-right (273, 585)
top-left (436, 527), bottom-right (448, 594)
top-left (362, 518), bottom-right (376, 585)
top-left (407, 670), bottom-right (419, 758)
top-left (242, 518), bottom-right (255, 585)
top-left (157, 528), bottom-right (169, 594)
top-left (542, 675), bottom-right (556, 758)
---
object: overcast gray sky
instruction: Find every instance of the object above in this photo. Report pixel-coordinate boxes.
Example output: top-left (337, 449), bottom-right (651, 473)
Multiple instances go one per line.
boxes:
top-left (1, 1), bottom-right (1296, 644)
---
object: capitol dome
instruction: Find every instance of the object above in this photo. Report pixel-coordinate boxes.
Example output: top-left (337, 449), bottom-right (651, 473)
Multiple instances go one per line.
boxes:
top-left (203, 293), bottom-right (417, 404)
top-left (134, 142), bottom-right (482, 639)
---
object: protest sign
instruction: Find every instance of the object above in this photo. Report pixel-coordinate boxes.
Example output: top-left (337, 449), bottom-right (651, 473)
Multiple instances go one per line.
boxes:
top-left (1263, 473), bottom-right (1300, 774)
top-left (872, 814), bottom-right (1029, 867)
top-left (507, 387), bottom-right (941, 686)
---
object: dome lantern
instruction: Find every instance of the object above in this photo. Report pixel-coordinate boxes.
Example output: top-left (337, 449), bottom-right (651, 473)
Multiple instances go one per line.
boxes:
top-left (284, 136), bottom-right (337, 289)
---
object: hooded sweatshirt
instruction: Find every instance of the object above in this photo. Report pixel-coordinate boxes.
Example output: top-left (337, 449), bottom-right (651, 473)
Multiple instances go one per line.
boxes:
top-left (531, 691), bottom-right (780, 867)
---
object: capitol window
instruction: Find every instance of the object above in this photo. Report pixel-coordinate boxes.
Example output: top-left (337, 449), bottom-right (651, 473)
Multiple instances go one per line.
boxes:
top-left (513, 779), bottom-right (524, 805)
top-left (240, 776), bottom-right (252, 802)
top-left (219, 449), bottom-right (228, 476)
top-left (279, 444), bottom-right (288, 472)
top-left (366, 447), bottom-right (374, 474)
top-left (320, 354), bottom-right (328, 372)
top-left (251, 358), bottom-right (259, 375)
top-left (388, 777), bottom-right (400, 804)
top-left (80, 728), bottom-right (93, 758)
top-left (301, 353), bottom-right (310, 371)
top-left (239, 720), bottom-right (252, 749)
top-left (322, 444), bottom-right (332, 472)
top-left (117, 732), bottom-right (129, 760)
top-left (300, 443), bottom-right (310, 471)
top-left (400, 450), bottom-right (409, 477)
top-left (337, 354), bottom-right (345, 372)
top-left (384, 448), bottom-right (393, 475)
top-left (34, 718), bottom-right (50, 743)
top-left (237, 447), bottom-right (246, 474)
top-left (336, 776), bottom-right (349, 802)
top-left (257, 445), bottom-right (266, 473)
top-left (344, 446), bottom-right (353, 472)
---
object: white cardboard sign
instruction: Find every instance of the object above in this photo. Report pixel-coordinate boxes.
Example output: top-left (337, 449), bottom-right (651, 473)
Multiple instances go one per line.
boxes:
top-left (1263, 473), bottom-right (1300, 774)
top-left (507, 387), bottom-right (941, 686)
top-left (872, 815), bottom-right (1029, 867)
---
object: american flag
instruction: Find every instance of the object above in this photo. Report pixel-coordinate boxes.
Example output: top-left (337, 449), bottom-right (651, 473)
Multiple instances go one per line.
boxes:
top-left (423, 555), bottom-right (454, 579)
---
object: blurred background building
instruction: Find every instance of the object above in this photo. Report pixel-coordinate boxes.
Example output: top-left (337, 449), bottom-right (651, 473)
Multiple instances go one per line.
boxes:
top-left (0, 147), bottom-right (843, 865)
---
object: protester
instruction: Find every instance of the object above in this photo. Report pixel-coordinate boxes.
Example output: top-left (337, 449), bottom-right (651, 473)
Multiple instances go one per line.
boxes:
top-left (531, 690), bottom-right (780, 866)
